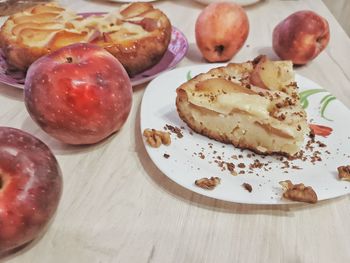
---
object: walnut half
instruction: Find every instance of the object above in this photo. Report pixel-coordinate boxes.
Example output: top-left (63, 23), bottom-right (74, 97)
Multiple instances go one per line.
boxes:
top-left (195, 177), bottom-right (221, 190)
top-left (143, 128), bottom-right (171, 148)
top-left (338, 165), bottom-right (350, 181)
top-left (279, 180), bottom-right (318, 204)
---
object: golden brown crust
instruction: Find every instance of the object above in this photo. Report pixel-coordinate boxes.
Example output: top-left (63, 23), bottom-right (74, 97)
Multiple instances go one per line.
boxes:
top-left (0, 38), bottom-right (46, 70)
top-left (0, 2), bottom-right (172, 76)
top-left (101, 32), bottom-right (171, 77)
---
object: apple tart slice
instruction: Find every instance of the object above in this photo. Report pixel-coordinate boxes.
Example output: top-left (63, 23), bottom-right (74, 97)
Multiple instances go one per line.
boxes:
top-left (176, 56), bottom-right (309, 156)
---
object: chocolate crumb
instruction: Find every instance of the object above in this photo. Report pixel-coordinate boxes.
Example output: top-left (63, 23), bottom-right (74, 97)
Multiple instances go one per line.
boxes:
top-left (238, 163), bottom-right (246, 168)
top-left (309, 130), bottom-right (315, 140)
top-left (242, 183), bottom-right (253, 192)
top-left (226, 162), bottom-right (235, 172)
top-left (281, 161), bottom-right (290, 169)
top-left (249, 159), bottom-right (264, 169)
top-left (163, 153), bottom-right (170, 159)
top-left (164, 124), bottom-right (183, 138)
top-left (317, 141), bottom-right (327, 147)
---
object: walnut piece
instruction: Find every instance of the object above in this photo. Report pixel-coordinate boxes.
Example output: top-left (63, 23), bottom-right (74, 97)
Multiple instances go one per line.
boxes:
top-left (242, 183), bottom-right (252, 193)
top-left (338, 165), bottom-right (350, 181)
top-left (143, 129), bottom-right (171, 148)
top-left (195, 177), bottom-right (221, 190)
top-left (279, 180), bottom-right (318, 204)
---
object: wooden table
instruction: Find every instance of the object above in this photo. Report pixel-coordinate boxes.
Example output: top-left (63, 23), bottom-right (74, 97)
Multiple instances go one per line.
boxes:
top-left (1, 0), bottom-right (350, 262)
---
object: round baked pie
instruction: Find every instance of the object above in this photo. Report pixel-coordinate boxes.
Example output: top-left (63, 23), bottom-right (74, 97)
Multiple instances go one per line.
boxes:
top-left (0, 2), bottom-right (172, 76)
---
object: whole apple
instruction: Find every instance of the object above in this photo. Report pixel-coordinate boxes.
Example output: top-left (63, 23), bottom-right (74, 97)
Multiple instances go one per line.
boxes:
top-left (0, 127), bottom-right (62, 255)
top-left (24, 43), bottom-right (133, 145)
top-left (195, 2), bottom-right (249, 62)
top-left (273, 10), bottom-right (330, 65)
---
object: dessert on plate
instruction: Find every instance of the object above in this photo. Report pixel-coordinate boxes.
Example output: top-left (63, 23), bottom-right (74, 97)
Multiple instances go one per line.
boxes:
top-left (0, 2), bottom-right (172, 76)
top-left (176, 55), bottom-right (309, 156)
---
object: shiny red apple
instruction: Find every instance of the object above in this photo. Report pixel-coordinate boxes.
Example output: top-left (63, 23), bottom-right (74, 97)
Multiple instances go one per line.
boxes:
top-left (0, 127), bottom-right (62, 255)
top-left (24, 43), bottom-right (133, 145)
top-left (195, 2), bottom-right (249, 62)
top-left (273, 10), bottom-right (330, 65)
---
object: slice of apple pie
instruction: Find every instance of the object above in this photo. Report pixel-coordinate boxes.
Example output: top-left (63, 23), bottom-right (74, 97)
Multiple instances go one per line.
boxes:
top-left (176, 56), bottom-right (309, 156)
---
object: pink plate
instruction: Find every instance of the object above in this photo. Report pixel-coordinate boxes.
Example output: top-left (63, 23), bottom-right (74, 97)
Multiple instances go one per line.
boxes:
top-left (0, 13), bottom-right (188, 88)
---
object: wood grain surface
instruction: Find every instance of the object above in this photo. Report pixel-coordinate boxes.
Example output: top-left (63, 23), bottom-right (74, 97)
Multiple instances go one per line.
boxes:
top-left (0, 0), bottom-right (350, 262)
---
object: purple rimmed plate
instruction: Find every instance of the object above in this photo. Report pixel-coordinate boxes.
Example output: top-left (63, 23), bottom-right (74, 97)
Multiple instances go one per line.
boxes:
top-left (0, 12), bottom-right (188, 88)
top-left (131, 26), bottom-right (188, 86)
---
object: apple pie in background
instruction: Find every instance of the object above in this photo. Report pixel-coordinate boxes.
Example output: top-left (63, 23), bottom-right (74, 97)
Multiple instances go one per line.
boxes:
top-left (0, 2), bottom-right (172, 76)
top-left (176, 55), bottom-right (309, 156)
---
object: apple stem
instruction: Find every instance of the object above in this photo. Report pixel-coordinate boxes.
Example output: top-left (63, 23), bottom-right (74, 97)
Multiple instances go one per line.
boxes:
top-left (66, 57), bottom-right (73, 63)
top-left (215, 45), bottom-right (225, 55)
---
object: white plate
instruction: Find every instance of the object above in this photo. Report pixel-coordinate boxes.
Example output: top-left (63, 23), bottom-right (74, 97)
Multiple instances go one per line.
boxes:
top-left (140, 64), bottom-right (350, 205)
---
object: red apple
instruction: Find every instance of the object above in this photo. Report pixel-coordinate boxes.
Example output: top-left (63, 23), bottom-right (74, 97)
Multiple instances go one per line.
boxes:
top-left (195, 2), bottom-right (249, 62)
top-left (273, 10), bottom-right (330, 65)
top-left (0, 127), bottom-right (62, 255)
top-left (24, 43), bottom-right (133, 145)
